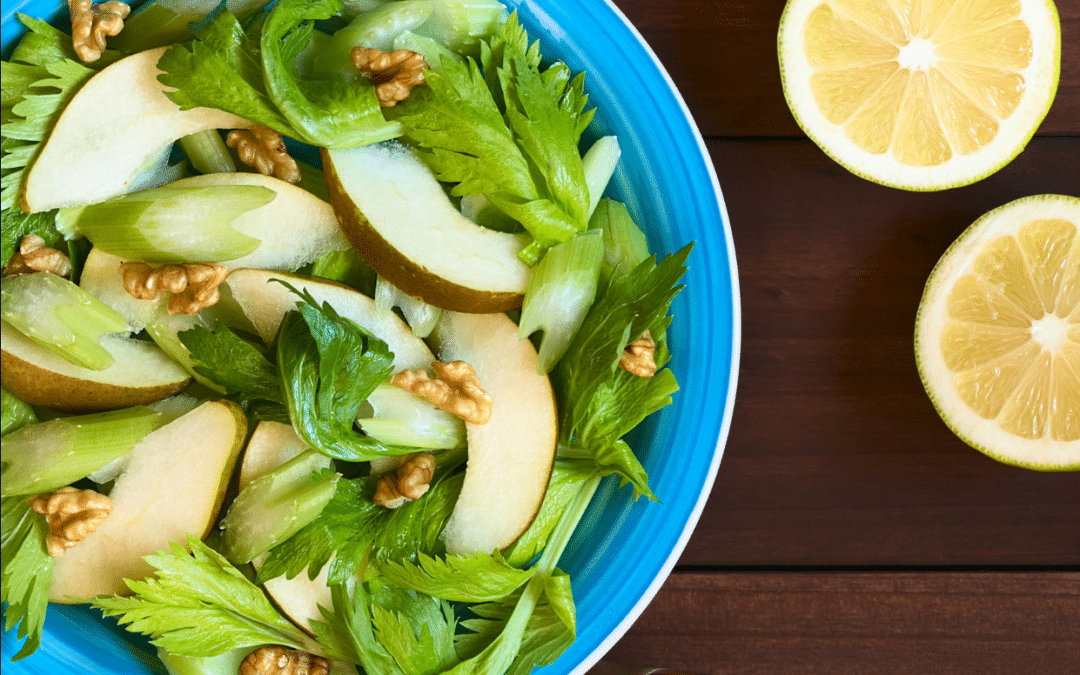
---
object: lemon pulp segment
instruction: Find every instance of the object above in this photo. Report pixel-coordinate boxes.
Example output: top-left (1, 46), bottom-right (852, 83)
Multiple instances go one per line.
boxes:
top-left (805, 0), bottom-right (1033, 167)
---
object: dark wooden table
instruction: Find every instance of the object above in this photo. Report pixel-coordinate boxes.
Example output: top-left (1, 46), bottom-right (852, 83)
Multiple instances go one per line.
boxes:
top-left (594, 1), bottom-right (1080, 673)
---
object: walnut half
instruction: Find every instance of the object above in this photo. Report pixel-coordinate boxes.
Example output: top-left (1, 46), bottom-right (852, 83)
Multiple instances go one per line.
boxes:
top-left (69, 0), bottom-right (130, 63)
top-left (120, 261), bottom-right (228, 316)
top-left (352, 48), bottom-right (427, 107)
top-left (227, 125), bottom-right (301, 184)
top-left (373, 452), bottom-right (436, 509)
top-left (618, 330), bottom-right (657, 377)
top-left (239, 647), bottom-right (329, 675)
top-left (28, 486), bottom-right (112, 557)
top-left (2, 234), bottom-right (71, 278)
top-left (391, 361), bottom-right (492, 424)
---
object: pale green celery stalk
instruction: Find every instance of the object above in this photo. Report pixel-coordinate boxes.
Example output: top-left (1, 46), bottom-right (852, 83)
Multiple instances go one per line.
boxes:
top-left (591, 199), bottom-right (649, 283)
top-left (297, 159), bottom-right (331, 203)
top-left (459, 194), bottom-right (523, 233)
top-left (178, 130), bottom-right (237, 175)
top-left (342, 0), bottom-right (389, 20)
top-left (1, 387), bottom-right (37, 437)
top-left (1, 273), bottom-right (128, 370)
top-left (0, 407), bottom-right (163, 496)
top-left (220, 450), bottom-right (338, 564)
top-left (294, 29), bottom-right (332, 79)
top-left (392, 29), bottom-right (463, 68)
top-left (310, 1), bottom-right (434, 83)
top-left (158, 646), bottom-right (250, 675)
top-left (356, 382), bottom-right (466, 449)
top-left (413, 0), bottom-right (508, 55)
top-left (112, 1), bottom-right (272, 52)
top-left (55, 185), bottom-right (271, 264)
top-left (375, 275), bottom-right (442, 338)
top-left (518, 230), bottom-right (605, 375)
top-left (582, 136), bottom-right (621, 218)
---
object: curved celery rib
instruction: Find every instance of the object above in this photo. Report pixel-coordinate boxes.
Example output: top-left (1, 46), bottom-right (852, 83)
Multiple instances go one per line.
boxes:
top-left (357, 381), bottom-right (466, 449)
top-left (311, 0), bottom-right (434, 82)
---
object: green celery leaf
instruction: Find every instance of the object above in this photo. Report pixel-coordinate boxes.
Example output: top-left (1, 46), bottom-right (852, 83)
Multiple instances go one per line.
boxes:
top-left (503, 459), bottom-right (596, 567)
top-left (0, 496), bottom-right (55, 660)
top-left (554, 245), bottom-right (691, 500)
top-left (310, 582), bottom-right (406, 673)
top-left (178, 320), bottom-right (284, 410)
top-left (1, 206), bottom-right (60, 267)
top-left (370, 584), bottom-right (459, 675)
top-left (378, 550), bottom-right (533, 603)
top-left (92, 536), bottom-right (320, 658)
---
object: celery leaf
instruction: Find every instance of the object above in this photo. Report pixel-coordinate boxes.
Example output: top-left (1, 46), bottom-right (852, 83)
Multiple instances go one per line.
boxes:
top-left (0, 496), bottom-right (54, 660)
top-left (1, 207), bottom-right (60, 268)
top-left (178, 320), bottom-right (284, 409)
top-left (379, 550), bottom-right (533, 603)
top-left (92, 536), bottom-right (320, 658)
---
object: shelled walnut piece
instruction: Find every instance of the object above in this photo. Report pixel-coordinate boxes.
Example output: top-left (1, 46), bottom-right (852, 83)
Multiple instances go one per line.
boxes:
top-left (120, 261), bottom-right (228, 316)
top-left (239, 646), bottom-right (329, 675)
top-left (391, 361), bottom-right (492, 424)
top-left (619, 330), bottom-right (657, 377)
top-left (373, 452), bottom-right (436, 509)
top-left (2, 234), bottom-right (71, 278)
top-left (227, 125), bottom-right (301, 183)
top-left (69, 0), bottom-right (130, 63)
top-left (352, 47), bottom-right (427, 107)
top-left (28, 486), bottom-right (112, 557)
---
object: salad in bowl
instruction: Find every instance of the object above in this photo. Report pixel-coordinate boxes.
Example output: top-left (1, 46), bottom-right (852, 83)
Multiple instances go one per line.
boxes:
top-left (0, 0), bottom-right (738, 673)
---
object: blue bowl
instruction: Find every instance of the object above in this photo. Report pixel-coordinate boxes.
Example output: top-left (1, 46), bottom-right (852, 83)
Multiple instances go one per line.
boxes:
top-left (1, 0), bottom-right (740, 672)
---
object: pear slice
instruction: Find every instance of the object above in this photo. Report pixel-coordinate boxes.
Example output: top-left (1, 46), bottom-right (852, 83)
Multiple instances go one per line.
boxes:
top-left (1, 320), bottom-right (190, 412)
top-left (222, 268), bottom-right (434, 371)
top-left (322, 142), bottom-right (532, 313)
top-left (49, 400), bottom-right (246, 600)
top-left (431, 311), bottom-right (557, 555)
top-left (22, 47), bottom-right (252, 213)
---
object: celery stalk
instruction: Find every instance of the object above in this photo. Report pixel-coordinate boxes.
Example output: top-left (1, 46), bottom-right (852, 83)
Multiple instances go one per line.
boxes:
top-left (582, 136), bottom-right (621, 218)
top-left (112, 1), bottom-right (272, 52)
top-left (1, 273), bottom-right (128, 370)
top-left (310, 1), bottom-right (434, 83)
top-left (220, 450), bottom-right (337, 564)
top-left (413, 0), bottom-right (508, 54)
top-left (591, 198), bottom-right (650, 282)
top-left (518, 229), bottom-right (605, 374)
top-left (1, 387), bottom-right (37, 437)
top-left (375, 275), bottom-right (442, 338)
top-left (55, 185), bottom-right (271, 264)
top-left (392, 29), bottom-right (464, 68)
top-left (357, 382), bottom-right (466, 449)
top-left (158, 647), bottom-right (250, 675)
top-left (178, 130), bottom-right (237, 175)
top-left (1, 407), bottom-right (163, 496)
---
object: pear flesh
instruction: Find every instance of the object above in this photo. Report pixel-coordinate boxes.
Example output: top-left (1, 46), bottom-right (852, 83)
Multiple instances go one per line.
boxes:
top-left (0, 320), bottom-right (190, 412)
top-left (432, 311), bottom-right (558, 556)
top-left (49, 401), bottom-right (246, 600)
top-left (322, 142), bottom-right (531, 313)
top-left (22, 47), bottom-right (252, 213)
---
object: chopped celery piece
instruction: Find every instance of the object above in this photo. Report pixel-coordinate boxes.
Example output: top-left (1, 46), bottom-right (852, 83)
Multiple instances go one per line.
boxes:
top-left (55, 185), bottom-right (272, 264)
top-left (413, 0), bottom-right (507, 54)
top-left (309, 247), bottom-right (378, 296)
top-left (459, 194), bottom-right (524, 233)
top-left (342, 0), bottom-right (389, 19)
top-left (0, 407), bottom-right (163, 496)
top-left (393, 29), bottom-right (463, 68)
top-left (357, 382), bottom-right (466, 449)
top-left (1, 273), bottom-right (128, 370)
top-left (518, 229), bottom-right (605, 374)
top-left (311, 1), bottom-right (434, 82)
top-left (1, 387), bottom-right (37, 437)
top-left (375, 275), bottom-right (442, 337)
top-left (591, 198), bottom-right (650, 282)
top-left (582, 136), bottom-right (621, 218)
top-left (112, 1), bottom-right (273, 52)
top-left (220, 450), bottom-right (337, 564)
top-left (158, 646), bottom-right (250, 675)
top-left (178, 130), bottom-right (237, 175)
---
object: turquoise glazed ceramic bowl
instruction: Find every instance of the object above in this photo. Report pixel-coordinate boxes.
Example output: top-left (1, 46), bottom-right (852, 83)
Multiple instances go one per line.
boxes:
top-left (1, 0), bottom-right (739, 672)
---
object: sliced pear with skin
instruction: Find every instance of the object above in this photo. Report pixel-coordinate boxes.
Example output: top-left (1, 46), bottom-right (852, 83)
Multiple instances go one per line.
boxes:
top-left (1, 320), bottom-right (190, 412)
top-left (49, 400), bottom-right (246, 600)
top-left (431, 311), bottom-right (557, 556)
top-left (322, 142), bottom-right (532, 313)
top-left (222, 268), bottom-right (434, 371)
top-left (22, 47), bottom-right (253, 213)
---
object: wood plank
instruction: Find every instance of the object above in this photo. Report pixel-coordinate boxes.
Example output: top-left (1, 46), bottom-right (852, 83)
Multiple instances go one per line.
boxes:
top-left (595, 572), bottom-right (1080, 674)
top-left (677, 137), bottom-right (1080, 565)
top-left (610, 0), bottom-right (1080, 138)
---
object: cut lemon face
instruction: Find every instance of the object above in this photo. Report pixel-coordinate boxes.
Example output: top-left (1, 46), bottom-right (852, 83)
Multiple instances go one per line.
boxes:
top-left (778, 0), bottom-right (1061, 190)
top-left (916, 195), bottom-right (1080, 470)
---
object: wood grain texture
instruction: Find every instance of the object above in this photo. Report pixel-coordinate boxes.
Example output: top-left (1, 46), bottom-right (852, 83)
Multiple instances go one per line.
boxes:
top-left (597, 572), bottom-right (1080, 674)
top-left (610, 0), bottom-right (1080, 138)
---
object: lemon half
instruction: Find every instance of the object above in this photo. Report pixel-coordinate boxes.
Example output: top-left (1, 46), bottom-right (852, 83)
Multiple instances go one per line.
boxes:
top-left (916, 195), bottom-right (1080, 470)
top-left (779, 0), bottom-right (1061, 191)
